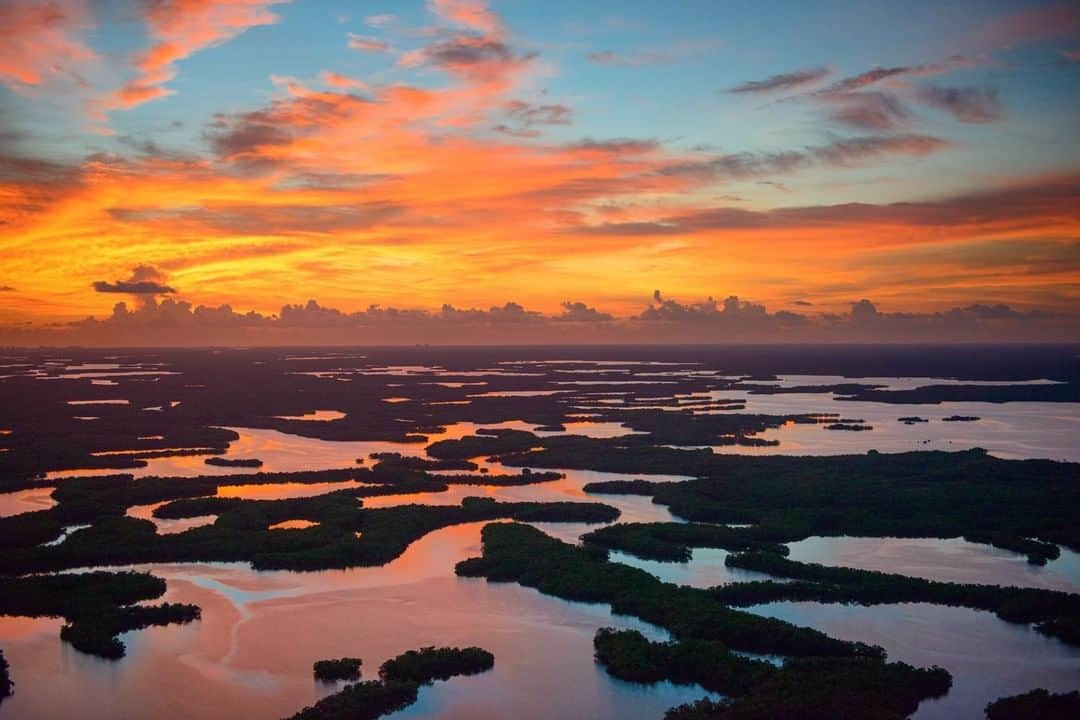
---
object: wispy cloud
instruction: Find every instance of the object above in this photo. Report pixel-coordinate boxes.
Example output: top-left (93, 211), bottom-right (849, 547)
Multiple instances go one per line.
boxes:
top-left (727, 67), bottom-right (830, 94)
top-left (914, 84), bottom-right (1001, 123)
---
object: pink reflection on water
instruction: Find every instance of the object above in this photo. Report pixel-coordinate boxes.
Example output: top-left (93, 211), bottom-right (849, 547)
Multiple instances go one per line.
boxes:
top-left (0, 523), bottom-right (711, 720)
top-left (0, 487), bottom-right (56, 518)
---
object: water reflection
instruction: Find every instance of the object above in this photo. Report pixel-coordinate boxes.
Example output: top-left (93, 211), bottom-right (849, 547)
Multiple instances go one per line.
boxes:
top-left (746, 601), bottom-right (1080, 720)
top-left (609, 548), bottom-right (777, 589)
top-left (787, 537), bottom-right (1080, 593)
top-left (0, 524), bottom-right (715, 720)
top-left (700, 392), bottom-right (1080, 462)
top-left (0, 487), bottom-right (56, 518)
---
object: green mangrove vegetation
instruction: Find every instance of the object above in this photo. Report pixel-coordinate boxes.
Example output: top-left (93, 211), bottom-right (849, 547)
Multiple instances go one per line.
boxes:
top-left (582, 522), bottom-right (787, 562)
top-left (0, 495), bottom-right (619, 574)
top-left (571, 449), bottom-right (1078, 563)
top-left (0, 571), bottom-right (199, 659)
top-left (662, 656), bottom-right (951, 720)
top-left (984, 689), bottom-right (1080, 720)
top-left (456, 523), bottom-right (877, 658)
top-left (0, 649), bottom-right (10, 702)
top-left (286, 646), bottom-right (494, 720)
top-left (716, 552), bottom-right (1080, 646)
top-left (313, 658), bottom-right (363, 681)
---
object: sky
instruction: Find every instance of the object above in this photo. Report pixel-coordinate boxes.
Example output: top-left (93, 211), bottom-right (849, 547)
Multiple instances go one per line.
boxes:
top-left (0, 0), bottom-right (1078, 345)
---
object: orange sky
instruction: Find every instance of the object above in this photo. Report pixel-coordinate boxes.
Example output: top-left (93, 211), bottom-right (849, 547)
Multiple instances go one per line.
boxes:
top-left (0, 1), bottom-right (1078, 343)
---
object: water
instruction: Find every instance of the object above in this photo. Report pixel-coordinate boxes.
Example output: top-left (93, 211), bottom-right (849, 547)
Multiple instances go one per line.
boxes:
top-left (0, 524), bottom-right (715, 720)
top-left (787, 536), bottom-right (1080, 593)
top-left (1, 360), bottom-right (1077, 719)
top-left (746, 601), bottom-right (1080, 720)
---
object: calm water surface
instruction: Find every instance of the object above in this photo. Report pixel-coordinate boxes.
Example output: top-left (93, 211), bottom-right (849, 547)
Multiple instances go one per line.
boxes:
top-left (2, 369), bottom-right (1078, 719)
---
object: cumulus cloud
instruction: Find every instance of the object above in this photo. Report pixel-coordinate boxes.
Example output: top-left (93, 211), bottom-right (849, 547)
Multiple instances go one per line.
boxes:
top-left (91, 265), bottom-right (175, 297)
top-left (9, 290), bottom-right (1069, 346)
top-left (557, 301), bottom-right (613, 322)
top-left (727, 67), bottom-right (830, 94)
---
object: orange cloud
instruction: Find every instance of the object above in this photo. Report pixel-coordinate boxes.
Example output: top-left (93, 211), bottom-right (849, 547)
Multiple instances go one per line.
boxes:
top-left (1, 0), bottom-right (1077, 337)
top-left (104, 0), bottom-right (288, 111)
top-left (0, 1), bottom-right (95, 89)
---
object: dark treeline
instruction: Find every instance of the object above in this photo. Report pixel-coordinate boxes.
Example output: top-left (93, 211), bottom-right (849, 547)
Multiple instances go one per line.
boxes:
top-left (984, 689), bottom-right (1080, 720)
top-left (0, 649), bottom-right (10, 702)
top-left (0, 571), bottom-right (199, 659)
top-left (205, 457), bottom-right (263, 468)
top-left (596, 629), bottom-right (950, 720)
top-left (718, 552), bottom-right (1080, 646)
top-left (568, 448), bottom-right (1078, 562)
top-left (313, 658), bottom-right (362, 681)
top-left (0, 496), bottom-right (619, 575)
top-left (583, 522), bottom-right (788, 562)
top-left (2, 345), bottom-right (1074, 486)
top-left (662, 657), bottom-right (950, 720)
top-left (459, 523), bottom-right (953, 719)
top-left (457, 523), bottom-right (876, 658)
top-left (0, 455), bottom-right (574, 554)
top-left (286, 646), bottom-right (494, 720)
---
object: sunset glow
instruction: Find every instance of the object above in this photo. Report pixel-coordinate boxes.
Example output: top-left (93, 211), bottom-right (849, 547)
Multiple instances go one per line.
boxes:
top-left (1, 1), bottom-right (1078, 344)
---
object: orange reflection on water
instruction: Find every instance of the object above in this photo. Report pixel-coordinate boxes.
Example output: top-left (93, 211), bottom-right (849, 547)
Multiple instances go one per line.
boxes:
top-left (216, 480), bottom-right (371, 500)
top-left (268, 520), bottom-right (319, 530)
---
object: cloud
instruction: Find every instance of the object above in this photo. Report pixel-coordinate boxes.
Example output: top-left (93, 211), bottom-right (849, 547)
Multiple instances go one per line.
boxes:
top-left (205, 86), bottom-right (371, 169)
top-left (557, 301), bottom-right (613, 322)
top-left (347, 33), bottom-right (390, 52)
top-left (577, 172), bottom-right (1080, 236)
top-left (0, 1), bottom-right (96, 89)
top-left (566, 139), bottom-right (660, 155)
top-left (585, 38), bottom-right (721, 67)
top-left (826, 92), bottom-right (911, 130)
top-left (365, 14), bottom-right (397, 29)
top-left (585, 50), bottom-right (674, 66)
top-left (92, 265), bottom-right (176, 296)
top-left (966, 3), bottom-right (1080, 51)
top-left (656, 134), bottom-right (950, 184)
top-left (505, 100), bottom-right (573, 126)
top-left (491, 124), bottom-right (541, 138)
top-left (401, 34), bottom-right (533, 85)
top-left (821, 58), bottom-right (969, 95)
top-left (6, 290), bottom-right (1071, 346)
top-left (914, 84), bottom-right (1001, 123)
top-left (809, 134), bottom-right (951, 165)
top-left (0, 286), bottom-right (14, 292)
top-left (320, 71), bottom-right (368, 91)
top-left (427, 0), bottom-right (503, 35)
top-left (110, 201), bottom-right (403, 235)
top-left (1061, 49), bottom-right (1080, 64)
top-left (103, 0), bottom-right (289, 111)
top-left (727, 67), bottom-right (830, 94)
